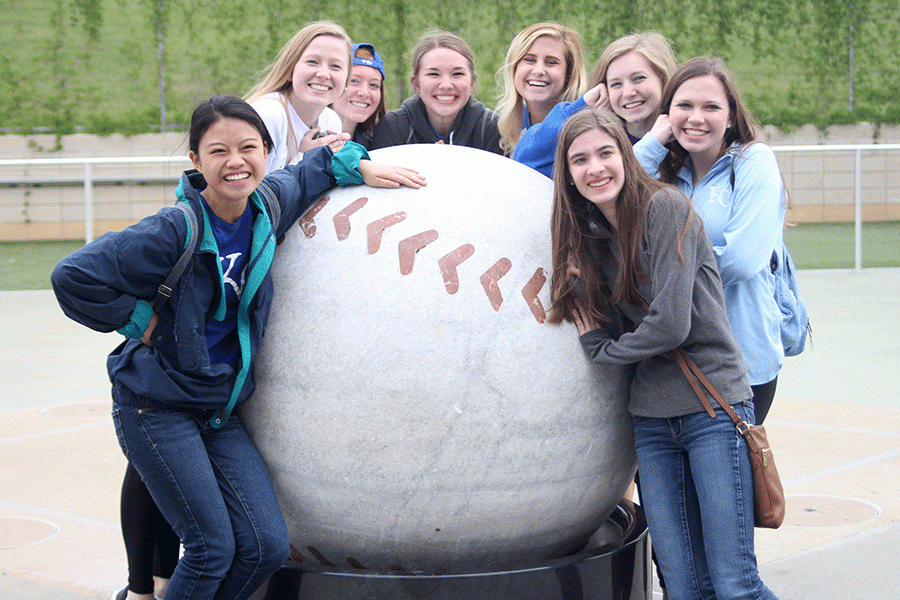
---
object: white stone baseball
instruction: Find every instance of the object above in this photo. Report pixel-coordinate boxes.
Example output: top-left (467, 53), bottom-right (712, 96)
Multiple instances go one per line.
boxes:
top-left (243, 144), bottom-right (636, 573)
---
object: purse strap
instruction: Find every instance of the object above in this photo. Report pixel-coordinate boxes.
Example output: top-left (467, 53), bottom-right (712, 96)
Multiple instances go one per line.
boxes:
top-left (672, 348), bottom-right (750, 433)
top-left (636, 296), bottom-right (749, 432)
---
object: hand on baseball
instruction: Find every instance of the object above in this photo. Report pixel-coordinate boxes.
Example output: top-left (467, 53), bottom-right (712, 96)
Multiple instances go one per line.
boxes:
top-left (300, 129), bottom-right (351, 154)
top-left (359, 161), bottom-right (427, 189)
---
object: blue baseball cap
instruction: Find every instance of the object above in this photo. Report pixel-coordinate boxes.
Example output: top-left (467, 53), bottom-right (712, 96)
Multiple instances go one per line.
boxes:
top-left (352, 43), bottom-right (385, 80)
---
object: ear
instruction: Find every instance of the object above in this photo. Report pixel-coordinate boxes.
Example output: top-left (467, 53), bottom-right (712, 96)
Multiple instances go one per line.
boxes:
top-left (411, 75), bottom-right (419, 94)
top-left (189, 151), bottom-right (202, 172)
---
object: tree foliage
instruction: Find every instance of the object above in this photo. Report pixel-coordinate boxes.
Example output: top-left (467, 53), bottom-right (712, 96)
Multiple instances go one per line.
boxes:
top-left (0, 0), bottom-right (897, 135)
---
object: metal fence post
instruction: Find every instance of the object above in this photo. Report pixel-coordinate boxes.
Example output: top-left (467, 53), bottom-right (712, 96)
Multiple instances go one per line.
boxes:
top-left (84, 162), bottom-right (93, 244)
top-left (855, 149), bottom-right (862, 272)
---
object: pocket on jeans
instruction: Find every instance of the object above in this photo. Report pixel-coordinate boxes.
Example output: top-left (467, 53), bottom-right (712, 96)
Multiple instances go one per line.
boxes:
top-left (740, 399), bottom-right (757, 425)
top-left (111, 406), bottom-right (129, 458)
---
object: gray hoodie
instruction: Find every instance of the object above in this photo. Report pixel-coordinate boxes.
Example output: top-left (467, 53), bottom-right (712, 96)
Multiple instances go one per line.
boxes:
top-left (579, 188), bottom-right (752, 418)
top-left (371, 95), bottom-right (502, 154)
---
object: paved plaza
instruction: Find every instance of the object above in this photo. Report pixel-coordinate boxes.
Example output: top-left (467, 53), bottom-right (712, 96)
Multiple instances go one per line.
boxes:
top-left (1, 269), bottom-right (898, 599)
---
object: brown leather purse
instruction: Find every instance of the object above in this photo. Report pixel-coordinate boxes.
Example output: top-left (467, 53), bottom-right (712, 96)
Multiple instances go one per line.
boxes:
top-left (672, 348), bottom-right (786, 529)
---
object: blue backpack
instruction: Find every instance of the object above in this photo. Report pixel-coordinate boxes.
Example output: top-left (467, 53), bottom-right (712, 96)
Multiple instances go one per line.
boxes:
top-left (770, 243), bottom-right (810, 356)
top-left (728, 160), bottom-right (810, 357)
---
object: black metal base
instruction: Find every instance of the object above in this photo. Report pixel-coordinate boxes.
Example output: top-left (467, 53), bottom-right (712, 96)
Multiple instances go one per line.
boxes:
top-left (262, 501), bottom-right (650, 600)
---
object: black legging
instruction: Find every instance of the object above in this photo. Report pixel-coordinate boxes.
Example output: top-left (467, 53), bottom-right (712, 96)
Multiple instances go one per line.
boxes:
top-left (750, 376), bottom-right (778, 425)
top-left (121, 462), bottom-right (181, 595)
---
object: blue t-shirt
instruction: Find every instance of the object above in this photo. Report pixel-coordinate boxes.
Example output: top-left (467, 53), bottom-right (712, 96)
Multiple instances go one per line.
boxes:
top-left (201, 196), bottom-right (253, 370)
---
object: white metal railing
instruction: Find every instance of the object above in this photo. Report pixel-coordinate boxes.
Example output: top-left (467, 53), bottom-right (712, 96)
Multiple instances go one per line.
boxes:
top-left (2, 144), bottom-right (900, 271)
top-left (0, 156), bottom-right (190, 243)
top-left (771, 144), bottom-right (900, 272)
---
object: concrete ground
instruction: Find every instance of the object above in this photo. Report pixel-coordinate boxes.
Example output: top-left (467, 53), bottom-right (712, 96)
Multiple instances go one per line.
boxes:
top-left (1, 269), bottom-right (898, 599)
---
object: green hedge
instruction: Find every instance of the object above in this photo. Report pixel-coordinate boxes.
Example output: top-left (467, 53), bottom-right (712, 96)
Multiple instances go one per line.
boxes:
top-left (2, 0), bottom-right (898, 136)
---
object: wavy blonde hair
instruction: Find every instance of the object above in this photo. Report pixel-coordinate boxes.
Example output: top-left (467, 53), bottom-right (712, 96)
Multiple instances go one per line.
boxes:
top-left (588, 32), bottom-right (677, 91)
top-left (245, 20), bottom-right (352, 102)
top-left (496, 22), bottom-right (587, 155)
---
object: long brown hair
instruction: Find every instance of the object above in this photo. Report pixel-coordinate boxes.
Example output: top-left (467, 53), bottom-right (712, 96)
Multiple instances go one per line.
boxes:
top-left (409, 30), bottom-right (477, 92)
top-left (548, 108), bottom-right (692, 324)
top-left (656, 57), bottom-right (758, 184)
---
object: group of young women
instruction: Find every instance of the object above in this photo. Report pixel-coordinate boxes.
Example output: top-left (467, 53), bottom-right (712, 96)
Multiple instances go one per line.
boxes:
top-left (50, 17), bottom-right (790, 600)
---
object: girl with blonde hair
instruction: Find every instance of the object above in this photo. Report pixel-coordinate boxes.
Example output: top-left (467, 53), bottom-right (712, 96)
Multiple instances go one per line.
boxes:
top-left (513, 31), bottom-right (676, 177)
top-left (589, 32), bottom-right (678, 142)
top-left (495, 22), bottom-right (587, 155)
top-left (246, 20), bottom-right (353, 172)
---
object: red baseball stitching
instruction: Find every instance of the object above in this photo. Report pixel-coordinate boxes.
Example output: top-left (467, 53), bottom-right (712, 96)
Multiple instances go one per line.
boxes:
top-left (367, 212), bottom-right (407, 254)
top-left (439, 244), bottom-right (475, 295)
top-left (480, 258), bottom-right (512, 311)
top-left (319, 198), bottom-right (548, 321)
top-left (333, 197), bottom-right (368, 241)
top-left (299, 196), bottom-right (329, 239)
top-left (399, 230), bottom-right (439, 275)
top-left (522, 268), bottom-right (548, 323)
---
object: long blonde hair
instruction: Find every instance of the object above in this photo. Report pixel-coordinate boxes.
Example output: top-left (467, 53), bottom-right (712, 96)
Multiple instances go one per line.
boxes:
top-left (245, 21), bottom-right (352, 163)
top-left (496, 22), bottom-right (587, 155)
top-left (246, 21), bottom-right (353, 102)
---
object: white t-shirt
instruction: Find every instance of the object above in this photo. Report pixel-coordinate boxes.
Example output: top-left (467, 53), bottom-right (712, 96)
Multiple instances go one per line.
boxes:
top-left (251, 92), bottom-right (343, 173)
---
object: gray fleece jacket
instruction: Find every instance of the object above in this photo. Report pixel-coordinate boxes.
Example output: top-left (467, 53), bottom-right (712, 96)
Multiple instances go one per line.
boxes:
top-left (371, 95), bottom-right (502, 154)
top-left (579, 188), bottom-right (752, 418)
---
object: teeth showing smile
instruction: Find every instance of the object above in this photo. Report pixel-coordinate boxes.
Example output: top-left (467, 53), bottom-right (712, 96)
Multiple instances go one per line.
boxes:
top-left (310, 83), bottom-right (331, 92)
top-left (435, 95), bottom-right (456, 102)
top-left (623, 101), bottom-right (645, 109)
top-left (225, 173), bottom-right (250, 182)
top-left (527, 80), bottom-right (549, 88)
top-left (683, 128), bottom-right (707, 137)
top-left (350, 101), bottom-right (370, 109)
top-left (588, 177), bottom-right (612, 188)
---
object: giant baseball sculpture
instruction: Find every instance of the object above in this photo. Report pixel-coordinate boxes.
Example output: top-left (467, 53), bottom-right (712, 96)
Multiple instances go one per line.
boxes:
top-left (243, 145), bottom-right (636, 573)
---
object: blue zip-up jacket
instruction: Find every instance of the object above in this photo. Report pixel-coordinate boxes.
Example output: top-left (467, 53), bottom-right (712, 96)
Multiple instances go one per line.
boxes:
top-left (512, 97), bottom-right (588, 178)
top-left (52, 145), bottom-right (360, 425)
top-left (633, 135), bottom-right (786, 385)
top-left (512, 97), bottom-right (640, 178)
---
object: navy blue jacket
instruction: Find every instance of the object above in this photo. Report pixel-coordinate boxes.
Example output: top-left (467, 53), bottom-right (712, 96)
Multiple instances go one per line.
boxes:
top-left (52, 146), bottom-right (340, 425)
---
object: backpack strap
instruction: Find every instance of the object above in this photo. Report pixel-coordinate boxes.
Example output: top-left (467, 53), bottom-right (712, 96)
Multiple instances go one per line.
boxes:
top-left (256, 180), bottom-right (280, 233)
top-left (151, 202), bottom-right (197, 312)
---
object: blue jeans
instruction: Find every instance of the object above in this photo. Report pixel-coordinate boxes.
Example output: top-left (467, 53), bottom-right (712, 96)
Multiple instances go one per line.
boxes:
top-left (112, 402), bottom-right (289, 600)
top-left (633, 401), bottom-right (779, 600)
